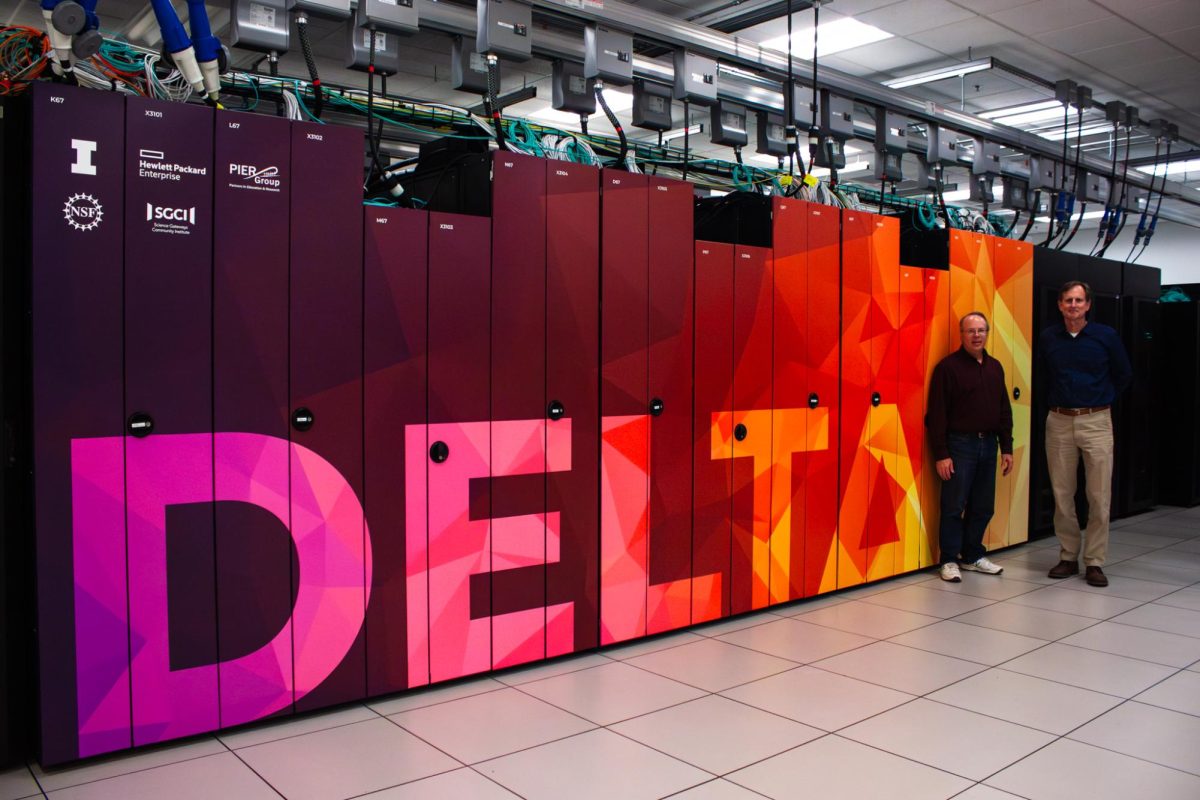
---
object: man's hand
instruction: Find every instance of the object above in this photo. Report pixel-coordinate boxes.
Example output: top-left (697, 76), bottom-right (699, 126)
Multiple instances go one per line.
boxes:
top-left (1001, 453), bottom-right (1013, 476)
top-left (936, 458), bottom-right (954, 481)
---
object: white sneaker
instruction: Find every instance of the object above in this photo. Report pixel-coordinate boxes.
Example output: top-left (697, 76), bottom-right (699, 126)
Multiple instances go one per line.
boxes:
top-left (962, 556), bottom-right (1004, 575)
top-left (940, 562), bottom-right (962, 582)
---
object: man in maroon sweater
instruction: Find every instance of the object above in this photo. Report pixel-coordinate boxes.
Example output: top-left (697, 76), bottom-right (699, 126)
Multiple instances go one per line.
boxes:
top-left (927, 312), bottom-right (1014, 582)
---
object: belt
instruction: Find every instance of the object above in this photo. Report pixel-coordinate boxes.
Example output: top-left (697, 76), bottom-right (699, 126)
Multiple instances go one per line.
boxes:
top-left (949, 431), bottom-right (995, 439)
top-left (1050, 406), bottom-right (1110, 416)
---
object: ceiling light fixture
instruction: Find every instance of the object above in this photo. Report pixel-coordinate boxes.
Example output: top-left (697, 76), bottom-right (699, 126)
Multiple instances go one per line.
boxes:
top-left (661, 123), bottom-right (704, 142)
top-left (1136, 158), bottom-right (1200, 177)
top-left (810, 160), bottom-right (871, 178)
top-left (761, 17), bottom-right (893, 59)
top-left (883, 57), bottom-right (993, 90)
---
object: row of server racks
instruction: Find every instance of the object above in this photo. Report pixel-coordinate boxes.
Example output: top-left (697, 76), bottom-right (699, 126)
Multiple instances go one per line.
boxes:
top-left (2, 81), bottom-right (1049, 767)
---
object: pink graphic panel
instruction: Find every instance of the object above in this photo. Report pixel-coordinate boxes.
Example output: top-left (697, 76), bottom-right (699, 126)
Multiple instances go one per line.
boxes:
top-left (405, 424), bottom-right (430, 688)
top-left (71, 438), bottom-right (131, 758)
top-left (74, 433), bottom-right (372, 749)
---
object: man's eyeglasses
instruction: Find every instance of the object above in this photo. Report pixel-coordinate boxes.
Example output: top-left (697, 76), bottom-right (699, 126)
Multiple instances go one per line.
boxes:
top-left (963, 328), bottom-right (988, 336)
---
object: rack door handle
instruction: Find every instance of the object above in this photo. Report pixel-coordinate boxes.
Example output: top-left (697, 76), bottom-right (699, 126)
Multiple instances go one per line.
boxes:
top-left (649, 397), bottom-right (665, 417)
top-left (547, 400), bottom-right (565, 420)
top-left (127, 412), bottom-right (154, 438)
top-left (291, 407), bottom-right (314, 432)
top-left (429, 441), bottom-right (449, 463)
top-left (734, 423), bottom-right (748, 442)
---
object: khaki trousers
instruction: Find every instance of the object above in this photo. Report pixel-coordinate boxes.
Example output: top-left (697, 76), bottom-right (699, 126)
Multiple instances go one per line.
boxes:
top-left (1045, 409), bottom-right (1114, 566)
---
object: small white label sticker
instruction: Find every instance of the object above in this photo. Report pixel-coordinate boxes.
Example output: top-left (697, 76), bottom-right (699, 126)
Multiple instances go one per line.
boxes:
top-left (248, 2), bottom-right (276, 28)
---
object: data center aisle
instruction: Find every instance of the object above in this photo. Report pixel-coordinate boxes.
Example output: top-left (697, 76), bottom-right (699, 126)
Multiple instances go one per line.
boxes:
top-left (5, 506), bottom-right (1200, 800)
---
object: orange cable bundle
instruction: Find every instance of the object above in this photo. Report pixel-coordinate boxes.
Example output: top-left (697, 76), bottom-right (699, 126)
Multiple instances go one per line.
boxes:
top-left (0, 25), bottom-right (51, 96)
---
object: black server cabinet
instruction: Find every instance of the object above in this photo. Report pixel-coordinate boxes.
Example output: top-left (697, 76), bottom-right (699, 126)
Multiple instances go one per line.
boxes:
top-left (1119, 264), bottom-right (1160, 516)
top-left (1157, 302), bottom-right (1200, 506)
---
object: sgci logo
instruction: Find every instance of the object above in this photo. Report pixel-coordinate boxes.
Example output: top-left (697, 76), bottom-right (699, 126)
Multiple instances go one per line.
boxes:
top-left (146, 203), bottom-right (196, 224)
top-left (62, 193), bottom-right (103, 231)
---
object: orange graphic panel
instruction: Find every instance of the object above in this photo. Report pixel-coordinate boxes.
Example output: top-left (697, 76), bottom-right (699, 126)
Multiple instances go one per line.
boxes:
top-left (922, 269), bottom-right (951, 567)
top-left (995, 238), bottom-right (1033, 545)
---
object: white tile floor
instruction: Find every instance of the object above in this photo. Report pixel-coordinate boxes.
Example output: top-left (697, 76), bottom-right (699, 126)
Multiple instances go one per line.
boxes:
top-left (5, 505), bottom-right (1200, 799)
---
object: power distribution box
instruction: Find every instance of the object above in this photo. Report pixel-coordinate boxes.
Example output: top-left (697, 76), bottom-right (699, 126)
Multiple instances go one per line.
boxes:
top-left (1001, 176), bottom-right (1032, 211)
top-left (875, 108), bottom-right (908, 154)
top-left (925, 123), bottom-right (957, 166)
top-left (672, 50), bottom-right (718, 106)
top-left (230, 0), bottom-right (289, 53)
top-left (755, 111), bottom-right (787, 157)
top-left (1082, 170), bottom-right (1111, 204)
top-left (709, 101), bottom-right (747, 148)
top-left (874, 152), bottom-right (903, 182)
top-left (552, 60), bottom-right (596, 115)
top-left (969, 174), bottom-right (996, 204)
top-left (355, 0), bottom-right (417, 35)
top-left (584, 24), bottom-right (632, 85)
top-left (476, 0), bottom-right (532, 62)
top-left (451, 36), bottom-right (494, 93)
top-left (1030, 155), bottom-right (1057, 190)
top-left (288, 0), bottom-right (351, 20)
top-left (345, 22), bottom-right (400, 75)
top-left (632, 79), bottom-right (673, 131)
top-left (818, 90), bottom-right (854, 140)
top-left (972, 139), bottom-right (1001, 176)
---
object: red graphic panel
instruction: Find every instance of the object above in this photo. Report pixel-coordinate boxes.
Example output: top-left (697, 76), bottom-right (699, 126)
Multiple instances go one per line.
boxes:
top-left (364, 206), bottom-right (427, 695)
top-left (289, 121), bottom-right (366, 711)
top-left (897, 265), bottom-right (926, 575)
top-left (804, 205), bottom-right (841, 596)
top-left (771, 199), bottom-right (808, 603)
top-left (838, 211), bottom-right (872, 587)
top-left (693, 241), bottom-right (735, 620)
top-left (731, 245), bottom-right (773, 614)
top-left (491, 152), bottom-right (548, 668)
top-left (599, 170), bottom-right (650, 643)
top-left (995, 239), bottom-right (1034, 545)
top-left (546, 162), bottom-right (601, 653)
top-left (426, 211), bottom-right (491, 682)
top-left (866, 215), bottom-right (901, 583)
top-left (646, 176), bottom-right (697, 633)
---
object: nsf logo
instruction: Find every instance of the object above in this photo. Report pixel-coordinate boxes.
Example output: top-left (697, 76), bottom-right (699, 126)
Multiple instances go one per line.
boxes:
top-left (62, 193), bottom-right (104, 231)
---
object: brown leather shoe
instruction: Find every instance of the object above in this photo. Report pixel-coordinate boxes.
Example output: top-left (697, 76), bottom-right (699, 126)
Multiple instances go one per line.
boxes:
top-left (1085, 566), bottom-right (1109, 587)
top-left (1048, 560), bottom-right (1080, 579)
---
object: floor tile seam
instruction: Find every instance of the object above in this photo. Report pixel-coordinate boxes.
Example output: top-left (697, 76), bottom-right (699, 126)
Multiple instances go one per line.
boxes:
top-left (220, 746), bottom-right (292, 800)
top-left (33, 745), bottom-right (233, 794)
top-left (990, 664), bottom-right (1161, 701)
top-left (1002, 576), bottom-right (1179, 619)
top-left (950, 781), bottom-right (1034, 800)
top-left (854, 590), bottom-right (1002, 618)
top-left (1038, 632), bottom-right (1200, 670)
top-left (456, 726), bottom-right (605, 769)
top-left (340, 764), bottom-right (521, 800)
top-left (691, 611), bottom-right (790, 640)
top-left (507, 673), bottom-right (710, 728)
top-left (714, 673), bottom-right (869, 732)
top-left (792, 605), bottom-right (947, 639)
top-left (1101, 569), bottom-right (1200, 588)
top-left (817, 731), bottom-right (984, 785)
top-left (700, 631), bottom-right (813, 665)
top-left (1120, 694), bottom-right (1200, 720)
top-left (996, 596), bottom-right (1139, 620)
top-left (496, 654), bottom-right (624, 688)
top-left (873, 635), bottom-right (1013, 670)
top-left (470, 725), bottom-right (707, 779)
top-left (600, 717), bottom-right (772, 779)
top-left (919, 578), bottom-right (1048, 602)
top-left (1060, 720), bottom-right (1200, 779)
top-left (377, 708), bottom-right (517, 767)
top-left (362, 680), bottom-right (511, 718)
top-left (942, 610), bottom-right (1101, 642)
top-left (1101, 617), bottom-right (1200, 641)
top-left (659, 777), bottom-right (774, 800)
top-left (17, 763), bottom-right (45, 799)
top-left (919, 689), bottom-right (1120, 738)
top-left (614, 643), bottom-right (804, 695)
top-left (798, 657), bottom-right (976, 698)
top-left (219, 709), bottom-right (397, 751)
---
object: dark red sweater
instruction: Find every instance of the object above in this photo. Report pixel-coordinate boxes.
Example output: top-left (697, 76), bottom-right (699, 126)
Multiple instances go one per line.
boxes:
top-left (926, 347), bottom-right (1013, 459)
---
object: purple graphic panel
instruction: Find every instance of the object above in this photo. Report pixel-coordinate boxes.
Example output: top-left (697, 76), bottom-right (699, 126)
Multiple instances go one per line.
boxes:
top-left (213, 110), bottom-right (293, 727)
top-left (28, 83), bottom-right (127, 764)
top-left (123, 97), bottom-right (216, 746)
top-left (289, 120), bottom-right (367, 711)
top-left (491, 152), bottom-right (547, 668)
top-left (364, 206), bottom-right (427, 695)
top-left (546, 162), bottom-right (600, 653)
top-left (71, 434), bottom-right (372, 749)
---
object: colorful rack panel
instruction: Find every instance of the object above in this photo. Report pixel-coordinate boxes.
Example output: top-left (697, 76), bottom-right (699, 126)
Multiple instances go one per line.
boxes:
top-left (27, 85), bottom-right (1033, 764)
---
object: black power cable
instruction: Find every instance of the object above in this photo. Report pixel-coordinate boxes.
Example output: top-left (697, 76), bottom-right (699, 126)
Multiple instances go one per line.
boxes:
top-left (485, 53), bottom-right (505, 149)
top-left (1098, 126), bottom-right (1132, 258)
top-left (295, 12), bottom-right (323, 118)
top-left (594, 82), bottom-right (628, 169)
top-left (1056, 102), bottom-right (1085, 249)
top-left (1019, 189), bottom-right (1039, 241)
top-left (808, 0), bottom-right (820, 173)
top-left (365, 26), bottom-right (387, 187)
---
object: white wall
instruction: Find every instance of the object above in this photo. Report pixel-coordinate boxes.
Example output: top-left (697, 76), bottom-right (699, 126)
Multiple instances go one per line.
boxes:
top-left (1057, 218), bottom-right (1200, 287)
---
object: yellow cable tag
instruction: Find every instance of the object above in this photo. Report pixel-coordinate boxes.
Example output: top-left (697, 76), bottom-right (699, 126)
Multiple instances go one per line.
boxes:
top-left (778, 174), bottom-right (793, 187)
top-left (803, 174), bottom-right (819, 187)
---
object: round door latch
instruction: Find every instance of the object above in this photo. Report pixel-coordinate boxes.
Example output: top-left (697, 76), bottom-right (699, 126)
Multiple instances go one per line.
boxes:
top-left (734, 423), bottom-right (748, 442)
top-left (649, 397), bottom-right (665, 417)
top-left (430, 441), bottom-right (449, 463)
top-left (291, 407), bottom-right (314, 432)
top-left (127, 412), bottom-right (154, 438)
top-left (871, 392), bottom-right (882, 407)
top-left (547, 400), bottom-right (565, 421)
top-left (808, 393), bottom-right (819, 409)
top-left (1013, 386), bottom-right (1021, 400)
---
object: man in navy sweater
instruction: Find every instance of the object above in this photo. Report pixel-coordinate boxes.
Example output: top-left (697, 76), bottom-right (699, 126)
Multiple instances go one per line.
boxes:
top-left (1039, 281), bottom-right (1132, 587)
top-left (927, 312), bottom-right (1014, 582)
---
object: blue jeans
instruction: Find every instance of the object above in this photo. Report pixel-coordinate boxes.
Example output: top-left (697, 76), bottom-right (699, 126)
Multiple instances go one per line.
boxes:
top-left (939, 432), bottom-right (998, 566)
